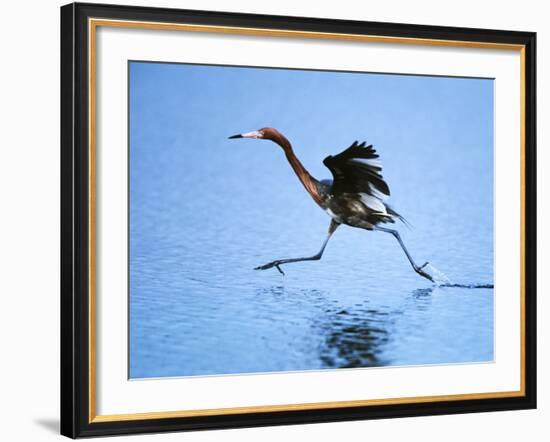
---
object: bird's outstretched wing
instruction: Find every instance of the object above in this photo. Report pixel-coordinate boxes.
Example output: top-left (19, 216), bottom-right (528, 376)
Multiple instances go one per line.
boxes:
top-left (322, 141), bottom-right (390, 199)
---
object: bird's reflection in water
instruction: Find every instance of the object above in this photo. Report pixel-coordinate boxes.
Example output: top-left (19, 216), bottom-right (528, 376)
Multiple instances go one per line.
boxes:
top-left (256, 285), bottom-right (393, 369)
top-left (254, 284), bottom-right (454, 371)
top-left (318, 307), bottom-right (391, 368)
top-left (412, 287), bottom-right (434, 298)
top-left (410, 287), bottom-right (434, 312)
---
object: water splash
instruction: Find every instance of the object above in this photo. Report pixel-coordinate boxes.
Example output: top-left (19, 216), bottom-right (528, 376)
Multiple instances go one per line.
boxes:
top-left (422, 263), bottom-right (493, 289)
top-left (422, 263), bottom-right (451, 285)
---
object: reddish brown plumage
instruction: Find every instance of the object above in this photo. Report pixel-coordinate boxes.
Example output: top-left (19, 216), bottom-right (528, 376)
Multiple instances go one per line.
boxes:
top-left (260, 128), bottom-right (323, 206)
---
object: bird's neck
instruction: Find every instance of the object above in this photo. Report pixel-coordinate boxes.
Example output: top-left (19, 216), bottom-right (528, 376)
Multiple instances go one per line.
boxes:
top-left (273, 135), bottom-right (322, 206)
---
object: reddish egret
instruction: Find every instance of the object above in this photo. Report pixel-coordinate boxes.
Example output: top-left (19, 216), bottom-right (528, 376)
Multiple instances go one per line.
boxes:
top-left (228, 127), bottom-right (433, 281)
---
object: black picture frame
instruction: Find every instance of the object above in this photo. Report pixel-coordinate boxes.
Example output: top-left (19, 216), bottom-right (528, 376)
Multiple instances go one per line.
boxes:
top-left (61, 2), bottom-right (536, 438)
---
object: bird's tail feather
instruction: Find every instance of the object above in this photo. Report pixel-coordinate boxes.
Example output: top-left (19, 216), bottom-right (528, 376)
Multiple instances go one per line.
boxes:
top-left (386, 206), bottom-right (412, 229)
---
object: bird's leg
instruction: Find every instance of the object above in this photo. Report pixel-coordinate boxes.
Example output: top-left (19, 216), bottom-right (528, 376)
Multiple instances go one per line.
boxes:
top-left (374, 226), bottom-right (434, 282)
top-left (255, 221), bottom-right (340, 275)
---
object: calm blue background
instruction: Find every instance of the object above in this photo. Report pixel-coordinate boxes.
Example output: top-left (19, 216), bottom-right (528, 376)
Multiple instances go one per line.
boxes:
top-left (129, 61), bottom-right (494, 378)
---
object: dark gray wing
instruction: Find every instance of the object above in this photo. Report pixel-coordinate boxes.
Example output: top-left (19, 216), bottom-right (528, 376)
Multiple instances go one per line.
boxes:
top-left (322, 141), bottom-right (390, 199)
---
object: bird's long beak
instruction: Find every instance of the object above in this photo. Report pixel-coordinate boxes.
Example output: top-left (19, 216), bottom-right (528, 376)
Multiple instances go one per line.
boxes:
top-left (228, 131), bottom-right (262, 140)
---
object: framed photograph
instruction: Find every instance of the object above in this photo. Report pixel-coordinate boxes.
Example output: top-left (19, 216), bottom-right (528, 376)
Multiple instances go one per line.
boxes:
top-left (60, 2), bottom-right (536, 438)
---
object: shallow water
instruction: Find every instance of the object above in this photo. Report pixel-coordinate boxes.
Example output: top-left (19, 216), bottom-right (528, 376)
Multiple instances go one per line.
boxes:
top-left (129, 63), bottom-right (494, 378)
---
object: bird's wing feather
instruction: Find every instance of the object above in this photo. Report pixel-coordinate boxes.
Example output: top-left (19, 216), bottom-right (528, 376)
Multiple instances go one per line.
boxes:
top-left (322, 141), bottom-right (390, 199)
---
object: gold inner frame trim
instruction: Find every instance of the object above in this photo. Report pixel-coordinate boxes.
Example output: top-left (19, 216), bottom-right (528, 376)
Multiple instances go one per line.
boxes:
top-left (90, 18), bottom-right (525, 50)
top-left (88, 17), bottom-right (527, 424)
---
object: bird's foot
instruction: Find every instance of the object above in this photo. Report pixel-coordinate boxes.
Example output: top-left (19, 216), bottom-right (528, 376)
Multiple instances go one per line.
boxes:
top-left (254, 261), bottom-right (285, 275)
top-left (415, 262), bottom-right (434, 282)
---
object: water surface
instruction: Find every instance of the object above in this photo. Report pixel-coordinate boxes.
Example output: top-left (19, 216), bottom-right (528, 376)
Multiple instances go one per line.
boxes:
top-left (129, 62), bottom-right (494, 378)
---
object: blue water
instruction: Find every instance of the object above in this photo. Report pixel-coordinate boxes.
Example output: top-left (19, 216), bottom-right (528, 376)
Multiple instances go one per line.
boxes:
top-left (129, 62), bottom-right (494, 378)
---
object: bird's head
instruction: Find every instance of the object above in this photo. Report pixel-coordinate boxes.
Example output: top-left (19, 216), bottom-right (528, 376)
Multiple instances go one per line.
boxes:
top-left (228, 127), bottom-right (282, 142)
